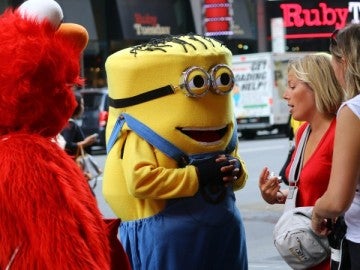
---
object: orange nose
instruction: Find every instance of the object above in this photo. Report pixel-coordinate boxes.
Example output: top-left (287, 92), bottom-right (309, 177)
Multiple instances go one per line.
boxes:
top-left (55, 23), bottom-right (89, 54)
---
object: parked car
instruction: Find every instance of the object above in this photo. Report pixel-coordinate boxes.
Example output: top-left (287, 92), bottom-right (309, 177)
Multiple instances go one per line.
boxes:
top-left (80, 88), bottom-right (108, 148)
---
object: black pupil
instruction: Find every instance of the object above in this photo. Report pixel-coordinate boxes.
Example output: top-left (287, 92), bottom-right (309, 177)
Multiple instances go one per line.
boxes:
top-left (193, 75), bottom-right (204, 88)
top-left (220, 73), bottom-right (230, 85)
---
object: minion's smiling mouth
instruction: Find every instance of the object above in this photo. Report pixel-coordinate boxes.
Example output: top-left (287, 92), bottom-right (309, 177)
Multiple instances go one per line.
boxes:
top-left (177, 125), bottom-right (228, 143)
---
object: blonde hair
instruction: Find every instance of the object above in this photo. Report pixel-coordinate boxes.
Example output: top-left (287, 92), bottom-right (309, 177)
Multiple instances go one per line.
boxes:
top-left (330, 23), bottom-right (360, 99)
top-left (288, 53), bottom-right (344, 115)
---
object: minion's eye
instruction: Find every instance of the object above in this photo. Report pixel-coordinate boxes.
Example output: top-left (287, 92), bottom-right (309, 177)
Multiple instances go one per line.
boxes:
top-left (180, 66), bottom-right (210, 97)
top-left (190, 75), bottom-right (206, 88)
top-left (210, 64), bottom-right (234, 95)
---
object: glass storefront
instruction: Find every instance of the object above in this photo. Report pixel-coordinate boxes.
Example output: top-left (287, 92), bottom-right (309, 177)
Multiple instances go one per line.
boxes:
top-left (0, 0), bottom-right (260, 87)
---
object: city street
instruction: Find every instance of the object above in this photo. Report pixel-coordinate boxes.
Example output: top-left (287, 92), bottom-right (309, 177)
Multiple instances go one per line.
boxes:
top-left (92, 133), bottom-right (292, 270)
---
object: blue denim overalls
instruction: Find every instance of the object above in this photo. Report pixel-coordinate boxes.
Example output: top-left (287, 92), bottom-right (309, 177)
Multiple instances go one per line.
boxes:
top-left (107, 113), bottom-right (248, 270)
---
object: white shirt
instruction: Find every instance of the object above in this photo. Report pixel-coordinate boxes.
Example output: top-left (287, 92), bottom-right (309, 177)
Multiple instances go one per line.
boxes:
top-left (340, 94), bottom-right (360, 243)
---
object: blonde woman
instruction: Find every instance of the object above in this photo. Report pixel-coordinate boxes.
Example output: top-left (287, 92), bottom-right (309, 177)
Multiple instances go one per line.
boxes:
top-left (259, 53), bottom-right (344, 270)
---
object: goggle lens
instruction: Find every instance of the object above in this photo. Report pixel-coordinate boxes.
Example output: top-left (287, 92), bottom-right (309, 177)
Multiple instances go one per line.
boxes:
top-left (210, 64), bottom-right (235, 95)
top-left (181, 66), bottom-right (210, 97)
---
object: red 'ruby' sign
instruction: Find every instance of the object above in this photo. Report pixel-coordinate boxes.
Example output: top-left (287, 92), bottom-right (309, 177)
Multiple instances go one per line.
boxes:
top-left (280, 2), bottom-right (348, 29)
top-left (269, 1), bottom-right (360, 39)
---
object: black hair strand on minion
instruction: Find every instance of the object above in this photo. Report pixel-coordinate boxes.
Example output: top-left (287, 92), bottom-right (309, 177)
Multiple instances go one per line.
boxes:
top-left (130, 34), bottom-right (224, 55)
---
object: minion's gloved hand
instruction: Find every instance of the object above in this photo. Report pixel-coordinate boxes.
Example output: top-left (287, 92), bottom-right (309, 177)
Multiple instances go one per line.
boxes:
top-left (220, 154), bottom-right (242, 181)
top-left (195, 156), bottom-right (230, 186)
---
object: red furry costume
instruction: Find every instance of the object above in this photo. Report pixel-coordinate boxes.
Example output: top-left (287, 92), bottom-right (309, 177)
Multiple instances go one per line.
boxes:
top-left (0, 1), bottom-right (130, 269)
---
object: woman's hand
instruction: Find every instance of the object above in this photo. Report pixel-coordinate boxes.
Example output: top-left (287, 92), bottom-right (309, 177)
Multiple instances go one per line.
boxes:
top-left (311, 211), bottom-right (331, 236)
top-left (81, 133), bottom-right (98, 148)
top-left (258, 167), bottom-right (285, 204)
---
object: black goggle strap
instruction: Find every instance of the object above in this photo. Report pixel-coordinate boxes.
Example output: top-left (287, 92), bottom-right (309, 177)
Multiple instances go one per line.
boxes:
top-left (108, 85), bottom-right (175, 108)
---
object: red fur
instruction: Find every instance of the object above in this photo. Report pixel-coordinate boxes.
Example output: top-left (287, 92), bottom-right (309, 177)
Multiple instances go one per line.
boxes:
top-left (0, 134), bottom-right (110, 269)
top-left (0, 7), bottom-right (112, 270)
top-left (0, 10), bottom-right (80, 137)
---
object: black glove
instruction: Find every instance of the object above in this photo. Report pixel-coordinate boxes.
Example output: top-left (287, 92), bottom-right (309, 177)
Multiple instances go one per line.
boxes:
top-left (222, 154), bottom-right (242, 179)
top-left (195, 156), bottom-right (230, 186)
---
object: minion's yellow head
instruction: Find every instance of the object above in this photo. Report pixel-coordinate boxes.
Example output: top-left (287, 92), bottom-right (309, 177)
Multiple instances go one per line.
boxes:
top-left (106, 34), bottom-right (236, 154)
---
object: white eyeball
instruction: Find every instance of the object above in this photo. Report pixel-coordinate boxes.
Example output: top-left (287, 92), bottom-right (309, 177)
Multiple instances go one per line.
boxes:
top-left (18, 0), bottom-right (63, 29)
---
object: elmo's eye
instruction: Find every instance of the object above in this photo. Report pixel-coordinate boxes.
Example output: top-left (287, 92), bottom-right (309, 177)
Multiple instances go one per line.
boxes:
top-left (210, 64), bottom-right (234, 95)
top-left (180, 66), bottom-right (210, 97)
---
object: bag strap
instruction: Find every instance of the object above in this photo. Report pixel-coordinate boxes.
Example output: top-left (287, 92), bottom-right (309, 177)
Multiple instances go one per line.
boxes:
top-left (283, 125), bottom-right (310, 212)
top-left (288, 125), bottom-right (310, 186)
top-left (75, 144), bottom-right (85, 159)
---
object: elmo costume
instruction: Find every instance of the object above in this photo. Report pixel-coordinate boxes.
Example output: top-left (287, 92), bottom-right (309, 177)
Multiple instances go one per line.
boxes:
top-left (0, 0), bottom-right (129, 269)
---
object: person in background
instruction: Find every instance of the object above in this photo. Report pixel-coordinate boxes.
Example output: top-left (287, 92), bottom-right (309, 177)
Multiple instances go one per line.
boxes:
top-left (259, 53), bottom-right (344, 270)
top-left (311, 24), bottom-right (360, 270)
top-left (290, 117), bottom-right (304, 136)
top-left (61, 92), bottom-right (98, 157)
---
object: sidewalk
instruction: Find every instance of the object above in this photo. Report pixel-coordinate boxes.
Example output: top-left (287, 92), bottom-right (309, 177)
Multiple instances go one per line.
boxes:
top-left (241, 205), bottom-right (291, 269)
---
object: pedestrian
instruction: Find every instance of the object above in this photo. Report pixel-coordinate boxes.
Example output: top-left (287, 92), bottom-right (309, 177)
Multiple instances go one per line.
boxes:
top-left (312, 23), bottom-right (360, 270)
top-left (103, 34), bottom-right (249, 270)
top-left (61, 91), bottom-right (98, 158)
top-left (259, 53), bottom-right (344, 270)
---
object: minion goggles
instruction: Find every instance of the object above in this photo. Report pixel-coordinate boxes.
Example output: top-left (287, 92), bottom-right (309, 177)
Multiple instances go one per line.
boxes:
top-left (108, 64), bottom-right (234, 108)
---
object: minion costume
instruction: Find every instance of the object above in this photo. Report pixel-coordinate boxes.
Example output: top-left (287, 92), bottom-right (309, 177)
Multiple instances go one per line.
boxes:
top-left (103, 35), bottom-right (248, 270)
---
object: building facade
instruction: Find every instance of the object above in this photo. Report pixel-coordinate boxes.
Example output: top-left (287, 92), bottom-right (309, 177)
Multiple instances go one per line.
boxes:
top-left (1, 0), bottom-right (359, 87)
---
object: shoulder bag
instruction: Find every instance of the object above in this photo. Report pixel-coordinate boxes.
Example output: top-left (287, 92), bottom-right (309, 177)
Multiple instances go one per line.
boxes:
top-left (273, 125), bottom-right (330, 269)
top-left (76, 145), bottom-right (102, 189)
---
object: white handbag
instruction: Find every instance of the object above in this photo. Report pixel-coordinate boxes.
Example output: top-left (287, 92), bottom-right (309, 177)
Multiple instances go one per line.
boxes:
top-left (273, 125), bottom-right (330, 269)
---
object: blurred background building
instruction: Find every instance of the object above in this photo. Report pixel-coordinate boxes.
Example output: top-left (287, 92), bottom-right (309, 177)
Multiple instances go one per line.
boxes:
top-left (2, 0), bottom-right (358, 88)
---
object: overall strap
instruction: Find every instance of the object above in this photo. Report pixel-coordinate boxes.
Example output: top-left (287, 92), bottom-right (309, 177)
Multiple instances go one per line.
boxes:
top-left (107, 116), bottom-right (126, 154)
top-left (225, 121), bottom-right (238, 154)
top-left (107, 113), bottom-right (238, 166)
top-left (288, 125), bottom-right (311, 185)
top-left (107, 113), bottom-right (189, 166)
